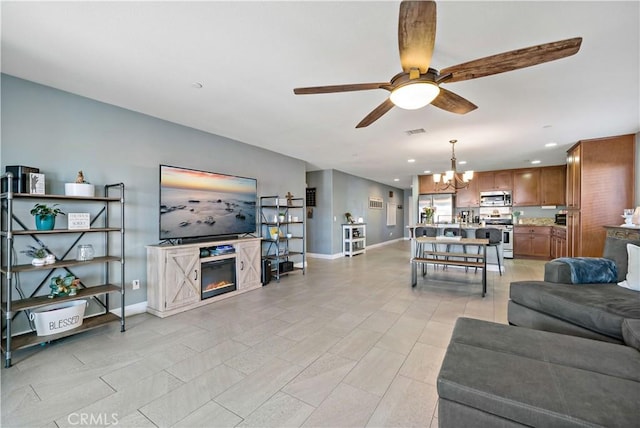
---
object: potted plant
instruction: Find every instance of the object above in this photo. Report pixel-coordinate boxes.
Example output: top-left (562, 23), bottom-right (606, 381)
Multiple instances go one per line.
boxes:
top-left (21, 244), bottom-right (49, 266)
top-left (422, 206), bottom-right (435, 224)
top-left (30, 203), bottom-right (64, 230)
top-left (278, 212), bottom-right (286, 223)
top-left (345, 212), bottom-right (353, 224)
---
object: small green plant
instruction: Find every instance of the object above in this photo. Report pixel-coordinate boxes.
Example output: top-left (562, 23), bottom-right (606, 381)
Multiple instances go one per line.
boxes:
top-left (345, 212), bottom-right (353, 223)
top-left (21, 244), bottom-right (49, 259)
top-left (30, 203), bottom-right (65, 217)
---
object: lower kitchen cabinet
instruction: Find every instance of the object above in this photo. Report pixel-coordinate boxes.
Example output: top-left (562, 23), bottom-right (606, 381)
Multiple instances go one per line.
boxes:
top-left (514, 226), bottom-right (552, 259)
top-left (550, 227), bottom-right (567, 259)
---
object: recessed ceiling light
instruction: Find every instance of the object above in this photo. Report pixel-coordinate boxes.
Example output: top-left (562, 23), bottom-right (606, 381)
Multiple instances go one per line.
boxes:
top-left (423, 170), bottom-right (431, 174)
top-left (408, 159), bottom-right (416, 163)
top-left (405, 128), bottom-right (426, 135)
top-left (393, 178), bottom-right (400, 182)
top-left (191, 82), bottom-right (203, 89)
top-left (458, 160), bottom-right (467, 165)
top-left (531, 160), bottom-right (541, 164)
top-left (545, 142), bottom-right (557, 147)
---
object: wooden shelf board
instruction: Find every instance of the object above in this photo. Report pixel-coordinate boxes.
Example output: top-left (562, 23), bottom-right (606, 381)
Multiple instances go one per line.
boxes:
top-left (4, 284), bottom-right (120, 312)
top-left (1, 192), bottom-right (120, 202)
top-left (1, 312), bottom-right (121, 352)
top-left (10, 227), bottom-right (121, 236)
top-left (3, 256), bottom-right (121, 273)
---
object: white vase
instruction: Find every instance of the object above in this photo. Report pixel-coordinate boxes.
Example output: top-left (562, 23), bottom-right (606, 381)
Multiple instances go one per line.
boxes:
top-left (45, 254), bottom-right (56, 264)
top-left (65, 183), bottom-right (95, 197)
top-left (32, 258), bottom-right (46, 266)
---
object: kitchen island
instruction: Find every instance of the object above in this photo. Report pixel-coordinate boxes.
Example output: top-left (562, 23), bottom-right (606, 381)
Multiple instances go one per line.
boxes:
top-left (408, 224), bottom-right (505, 272)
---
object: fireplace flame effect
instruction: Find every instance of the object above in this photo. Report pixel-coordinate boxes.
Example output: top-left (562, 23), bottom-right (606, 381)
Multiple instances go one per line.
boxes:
top-left (204, 281), bottom-right (234, 292)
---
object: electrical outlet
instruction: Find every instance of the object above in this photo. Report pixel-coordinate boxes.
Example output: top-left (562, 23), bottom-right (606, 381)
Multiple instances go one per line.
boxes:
top-left (132, 279), bottom-right (140, 290)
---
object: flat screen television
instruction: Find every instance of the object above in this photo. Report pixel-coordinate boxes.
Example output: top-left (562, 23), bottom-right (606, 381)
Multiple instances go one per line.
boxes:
top-left (159, 165), bottom-right (257, 241)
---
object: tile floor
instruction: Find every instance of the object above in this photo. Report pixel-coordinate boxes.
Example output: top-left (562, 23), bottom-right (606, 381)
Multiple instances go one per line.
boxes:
top-left (1, 240), bottom-right (546, 427)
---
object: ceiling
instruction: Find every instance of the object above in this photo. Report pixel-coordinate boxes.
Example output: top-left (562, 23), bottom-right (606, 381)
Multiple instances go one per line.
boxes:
top-left (2, 1), bottom-right (638, 189)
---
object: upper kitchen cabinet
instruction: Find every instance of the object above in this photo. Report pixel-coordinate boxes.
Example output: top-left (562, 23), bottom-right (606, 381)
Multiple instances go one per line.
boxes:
top-left (456, 176), bottom-right (479, 207)
top-left (512, 165), bottom-right (566, 207)
top-left (566, 134), bottom-right (635, 257)
top-left (477, 170), bottom-right (513, 192)
top-left (418, 175), bottom-right (456, 194)
top-left (513, 168), bottom-right (541, 206)
top-left (540, 165), bottom-right (566, 206)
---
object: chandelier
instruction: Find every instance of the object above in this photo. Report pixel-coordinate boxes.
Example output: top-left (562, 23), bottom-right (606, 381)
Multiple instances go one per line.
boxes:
top-left (433, 140), bottom-right (474, 191)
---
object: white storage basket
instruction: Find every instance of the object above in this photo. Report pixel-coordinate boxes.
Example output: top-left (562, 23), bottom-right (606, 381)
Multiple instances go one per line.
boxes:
top-left (29, 300), bottom-right (87, 336)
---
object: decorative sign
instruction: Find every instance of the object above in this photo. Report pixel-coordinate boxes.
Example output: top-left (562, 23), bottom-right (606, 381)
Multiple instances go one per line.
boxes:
top-left (369, 196), bottom-right (383, 209)
top-left (68, 213), bottom-right (90, 230)
top-left (306, 187), bottom-right (316, 207)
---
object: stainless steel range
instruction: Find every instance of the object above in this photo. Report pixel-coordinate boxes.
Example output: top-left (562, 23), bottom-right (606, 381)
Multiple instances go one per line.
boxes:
top-left (479, 206), bottom-right (513, 259)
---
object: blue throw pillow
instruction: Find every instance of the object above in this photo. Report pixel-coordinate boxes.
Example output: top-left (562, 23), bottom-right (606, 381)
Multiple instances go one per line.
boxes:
top-left (553, 257), bottom-right (618, 284)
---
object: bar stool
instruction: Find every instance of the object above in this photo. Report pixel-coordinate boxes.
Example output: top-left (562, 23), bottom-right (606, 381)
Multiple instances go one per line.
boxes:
top-left (415, 226), bottom-right (438, 272)
top-left (475, 228), bottom-right (502, 275)
top-left (443, 227), bottom-right (468, 270)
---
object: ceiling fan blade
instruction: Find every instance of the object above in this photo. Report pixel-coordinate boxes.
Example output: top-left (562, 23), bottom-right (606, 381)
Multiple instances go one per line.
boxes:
top-left (439, 37), bottom-right (582, 83)
top-left (294, 83), bottom-right (389, 95)
top-left (398, 0), bottom-right (437, 74)
top-left (431, 88), bottom-right (478, 114)
top-left (356, 98), bottom-right (395, 128)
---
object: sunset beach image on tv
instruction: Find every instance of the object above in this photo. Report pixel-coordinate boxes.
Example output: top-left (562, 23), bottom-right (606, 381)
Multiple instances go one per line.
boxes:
top-left (159, 165), bottom-right (257, 240)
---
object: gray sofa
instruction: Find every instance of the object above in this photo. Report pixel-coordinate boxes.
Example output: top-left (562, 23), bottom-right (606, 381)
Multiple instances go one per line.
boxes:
top-left (438, 317), bottom-right (640, 427)
top-left (437, 236), bottom-right (640, 427)
top-left (508, 235), bottom-right (640, 343)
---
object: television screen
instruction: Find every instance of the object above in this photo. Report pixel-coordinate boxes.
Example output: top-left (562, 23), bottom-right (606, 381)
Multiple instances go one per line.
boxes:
top-left (160, 165), bottom-right (257, 241)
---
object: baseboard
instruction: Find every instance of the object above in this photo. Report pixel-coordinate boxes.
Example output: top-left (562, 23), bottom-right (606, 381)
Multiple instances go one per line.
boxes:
top-left (306, 252), bottom-right (344, 259)
top-left (110, 301), bottom-right (148, 317)
top-left (367, 238), bottom-right (404, 249)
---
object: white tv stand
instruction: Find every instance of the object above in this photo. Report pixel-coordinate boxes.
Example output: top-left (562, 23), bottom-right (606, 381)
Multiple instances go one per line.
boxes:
top-left (146, 237), bottom-right (261, 318)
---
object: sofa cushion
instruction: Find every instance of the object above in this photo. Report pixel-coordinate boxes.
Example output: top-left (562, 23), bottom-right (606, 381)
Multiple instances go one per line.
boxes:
top-left (622, 319), bottom-right (640, 351)
top-left (438, 318), bottom-right (640, 428)
top-left (618, 243), bottom-right (640, 291)
top-left (604, 237), bottom-right (640, 282)
top-left (510, 281), bottom-right (640, 340)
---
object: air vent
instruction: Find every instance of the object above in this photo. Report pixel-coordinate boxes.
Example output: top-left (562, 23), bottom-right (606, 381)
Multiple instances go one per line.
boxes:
top-left (405, 128), bottom-right (426, 136)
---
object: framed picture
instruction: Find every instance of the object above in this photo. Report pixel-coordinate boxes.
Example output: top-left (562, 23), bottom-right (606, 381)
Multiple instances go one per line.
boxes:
top-left (28, 173), bottom-right (45, 194)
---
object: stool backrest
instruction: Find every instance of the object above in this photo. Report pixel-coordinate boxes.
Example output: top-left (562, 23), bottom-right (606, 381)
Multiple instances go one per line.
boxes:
top-left (443, 227), bottom-right (467, 238)
top-left (415, 227), bottom-right (438, 238)
top-left (475, 228), bottom-right (501, 244)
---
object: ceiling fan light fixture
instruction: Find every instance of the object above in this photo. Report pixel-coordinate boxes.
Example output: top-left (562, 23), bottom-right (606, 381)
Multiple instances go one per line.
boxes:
top-left (389, 82), bottom-right (440, 110)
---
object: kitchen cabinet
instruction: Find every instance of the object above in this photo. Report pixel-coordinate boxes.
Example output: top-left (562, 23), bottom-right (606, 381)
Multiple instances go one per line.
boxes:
top-left (455, 177), bottom-right (479, 207)
top-left (566, 144), bottom-right (581, 209)
top-left (550, 227), bottom-right (567, 259)
top-left (565, 134), bottom-right (635, 257)
top-left (514, 226), bottom-right (551, 259)
top-left (513, 168), bottom-right (541, 206)
top-left (540, 165), bottom-right (566, 206)
top-left (418, 175), bottom-right (455, 194)
top-left (477, 170), bottom-right (513, 192)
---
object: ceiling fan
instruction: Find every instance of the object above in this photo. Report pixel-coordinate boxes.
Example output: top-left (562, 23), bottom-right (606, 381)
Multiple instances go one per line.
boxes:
top-left (293, 0), bottom-right (582, 128)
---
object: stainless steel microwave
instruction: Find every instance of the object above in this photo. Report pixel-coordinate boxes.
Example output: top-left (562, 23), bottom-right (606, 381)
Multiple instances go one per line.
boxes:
top-left (480, 191), bottom-right (512, 207)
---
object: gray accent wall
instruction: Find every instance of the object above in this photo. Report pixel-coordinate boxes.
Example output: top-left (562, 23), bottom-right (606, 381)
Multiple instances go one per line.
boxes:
top-left (306, 169), bottom-right (405, 256)
top-left (1, 74), bottom-right (307, 309)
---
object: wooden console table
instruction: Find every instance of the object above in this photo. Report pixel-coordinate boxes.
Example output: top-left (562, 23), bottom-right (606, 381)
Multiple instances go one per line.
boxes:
top-left (411, 237), bottom-right (489, 297)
